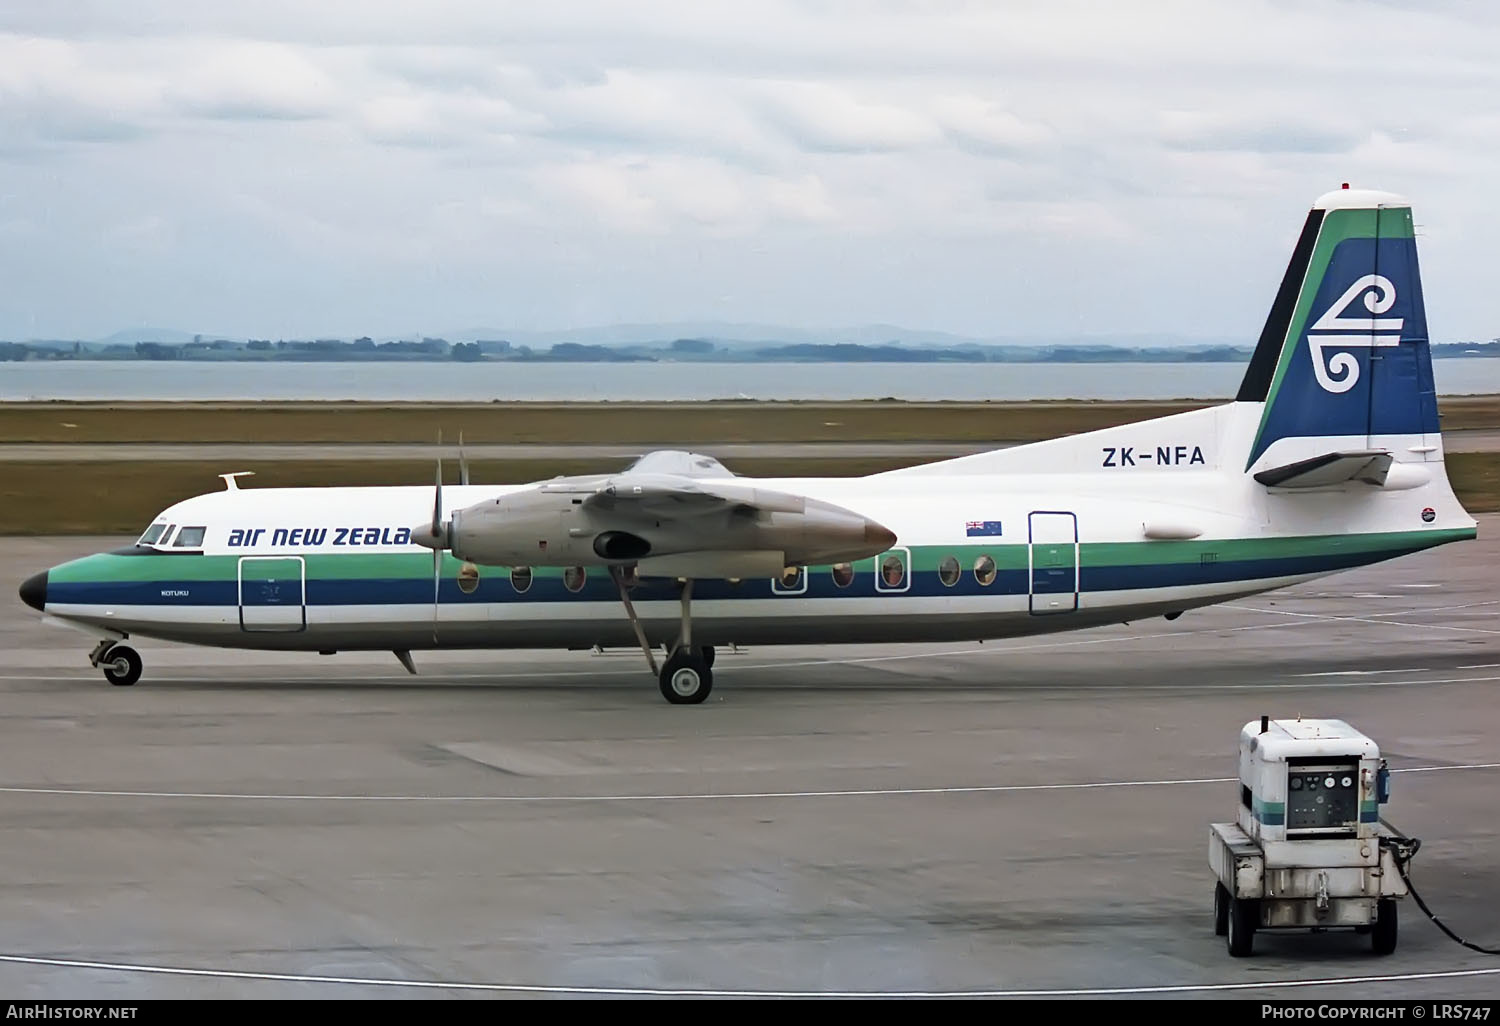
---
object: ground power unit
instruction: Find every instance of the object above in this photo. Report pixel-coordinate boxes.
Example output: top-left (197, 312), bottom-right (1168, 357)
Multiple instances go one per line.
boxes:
top-left (1209, 716), bottom-right (1409, 957)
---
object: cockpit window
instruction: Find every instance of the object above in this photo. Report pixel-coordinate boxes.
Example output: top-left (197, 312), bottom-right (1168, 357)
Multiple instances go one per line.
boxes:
top-left (158, 524), bottom-right (177, 546)
top-left (174, 526), bottom-right (206, 548)
top-left (138, 523), bottom-right (168, 545)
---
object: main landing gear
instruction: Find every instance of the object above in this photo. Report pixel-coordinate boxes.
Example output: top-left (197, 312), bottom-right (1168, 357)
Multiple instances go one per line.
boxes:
top-left (89, 639), bottom-right (142, 687)
top-left (610, 568), bottom-right (713, 704)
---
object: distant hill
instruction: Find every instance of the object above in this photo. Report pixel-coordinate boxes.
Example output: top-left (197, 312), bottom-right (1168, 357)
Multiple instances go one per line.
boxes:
top-left (0, 324), bottom-right (1493, 363)
top-left (436, 321), bottom-right (1250, 350)
top-left (93, 327), bottom-right (214, 346)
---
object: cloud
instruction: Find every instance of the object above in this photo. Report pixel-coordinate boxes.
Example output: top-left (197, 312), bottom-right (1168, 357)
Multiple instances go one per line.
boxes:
top-left (1158, 111), bottom-right (1366, 155)
top-left (535, 156), bottom-right (839, 236)
top-left (757, 81), bottom-right (943, 153)
top-left (165, 41), bottom-right (342, 121)
top-left (1, 2), bottom-right (1498, 341)
top-left (931, 94), bottom-right (1055, 155)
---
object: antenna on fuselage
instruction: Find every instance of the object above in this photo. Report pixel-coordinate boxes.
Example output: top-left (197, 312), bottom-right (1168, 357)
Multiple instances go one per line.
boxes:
top-left (219, 471), bottom-right (255, 491)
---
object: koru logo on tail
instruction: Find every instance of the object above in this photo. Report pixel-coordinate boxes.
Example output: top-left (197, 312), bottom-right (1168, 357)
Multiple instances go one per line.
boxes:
top-left (1307, 274), bottom-right (1403, 394)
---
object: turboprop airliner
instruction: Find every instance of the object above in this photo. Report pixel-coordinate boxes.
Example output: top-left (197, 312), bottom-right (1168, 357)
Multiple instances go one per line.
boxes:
top-left (16, 186), bottom-right (1478, 704)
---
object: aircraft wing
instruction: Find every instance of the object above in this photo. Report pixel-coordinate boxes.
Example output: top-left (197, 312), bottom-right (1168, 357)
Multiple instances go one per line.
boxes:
top-left (556, 474), bottom-right (809, 518)
top-left (1253, 449), bottom-right (1394, 489)
top-left (533, 450), bottom-right (809, 517)
top-left (437, 450), bottom-right (898, 571)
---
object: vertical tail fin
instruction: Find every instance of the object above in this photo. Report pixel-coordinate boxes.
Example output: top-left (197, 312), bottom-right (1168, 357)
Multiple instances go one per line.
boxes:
top-left (1239, 186), bottom-right (1439, 471)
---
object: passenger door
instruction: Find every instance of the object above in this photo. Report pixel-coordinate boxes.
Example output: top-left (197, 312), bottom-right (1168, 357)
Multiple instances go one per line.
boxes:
top-left (238, 556), bottom-right (306, 632)
top-left (1028, 512), bottom-right (1078, 615)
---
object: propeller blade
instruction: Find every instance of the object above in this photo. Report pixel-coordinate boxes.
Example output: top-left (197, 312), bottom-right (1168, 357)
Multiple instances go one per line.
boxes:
top-left (429, 431), bottom-right (445, 542)
top-left (431, 433), bottom-right (444, 643)
top-left (459, 431), bottom-right (470, 486)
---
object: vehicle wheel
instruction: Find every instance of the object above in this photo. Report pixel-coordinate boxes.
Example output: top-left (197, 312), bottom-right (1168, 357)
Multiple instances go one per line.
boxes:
top-left (1372, 899), bottom-right (1397, 955)
top-left (659, 648), bottom-right (713, 705)
top-left (102, 645), bottom-right (142, 687)
top-left (1227, 897), bottom-right (1256, 957)
top-left (1214, 882), bottom-right (1229, 937)
top-left (701, 646), bottom-right (715, 667)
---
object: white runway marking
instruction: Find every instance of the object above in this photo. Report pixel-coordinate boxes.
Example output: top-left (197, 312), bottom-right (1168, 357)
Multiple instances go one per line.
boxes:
top-left (1141, 673), bottom-right (1500, 692)
top-left (0, 598), bottom-right (1364, 687)
top-left (5, 665), bottom-right (1500, 696)
top-left (1231, 604), bottom-right (1500, 637)
top-left (0, 952), bottom-right (1496, 997)
top-left (1294, 668), bottom-right (1428, 677)
top-left (1396, 763), bottom-right (1500, 775)
top-left (0, 615), bottom-right (1372, 686)
top-left (1365, 598), bottom-right (1500, 618)
top-left (0, 592), bottom-right (1486, 687)
top-left (0, 763), bottom-right (1492, 805)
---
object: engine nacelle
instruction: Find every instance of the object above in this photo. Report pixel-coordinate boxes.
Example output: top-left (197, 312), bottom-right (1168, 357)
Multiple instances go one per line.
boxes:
top-left (421, 484), bottom-right (896, 571)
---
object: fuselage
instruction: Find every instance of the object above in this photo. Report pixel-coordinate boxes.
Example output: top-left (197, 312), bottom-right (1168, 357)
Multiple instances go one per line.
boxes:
top-left (28, 462), bottom-right (1476, 654)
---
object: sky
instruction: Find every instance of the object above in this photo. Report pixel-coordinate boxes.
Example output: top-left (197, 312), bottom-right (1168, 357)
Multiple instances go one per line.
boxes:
top-left (1, 0), bottom-right (1497, 344)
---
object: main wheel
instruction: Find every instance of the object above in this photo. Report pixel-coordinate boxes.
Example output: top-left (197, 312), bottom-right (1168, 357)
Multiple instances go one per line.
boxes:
top-left (101, 645), bottom-right (142, 687)
top-left (659, 648), bottom-right (713, 705)
top-left (1214, 882), bottom-right (1229, 937)
top-left (1227, 897), bottom-right (1257, 957)
top-left (1372, 898), bottom-right (1397, 955)
top-left (701, 646), bottom-right (715, 667)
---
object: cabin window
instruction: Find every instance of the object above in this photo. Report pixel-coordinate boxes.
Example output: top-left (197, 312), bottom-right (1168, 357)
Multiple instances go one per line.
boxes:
top-left (138, 523), bottom-right (167, 546)
top-left (875, 549), bottom-right (910, 593)
top-left (772, 566), bottom-right (806, 595)
top-left (880, 555), bottom-right (904, 588)
top-left (831, 563), bottom-right (854, 588)
top-left (173, 526), bottom-right (206, 548)
top-left (938, 556), bottom-right (961, 587)
top-left (511, 566), bottom-right (532, 593)
top-left (974, 554), bottom-right (997, 586)
top-left (564, 566), bottom-right (586, 592)
top-left (457, 563), bottom-right (480, 594)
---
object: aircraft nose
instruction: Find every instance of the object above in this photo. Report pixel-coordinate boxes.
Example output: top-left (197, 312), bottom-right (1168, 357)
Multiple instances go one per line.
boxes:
top-left (18, 570), bottom-right (47, 612)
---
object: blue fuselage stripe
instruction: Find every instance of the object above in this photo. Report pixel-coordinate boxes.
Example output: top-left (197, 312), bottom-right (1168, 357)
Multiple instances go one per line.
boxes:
top-left (45, 545), bottom-right (1424, 608)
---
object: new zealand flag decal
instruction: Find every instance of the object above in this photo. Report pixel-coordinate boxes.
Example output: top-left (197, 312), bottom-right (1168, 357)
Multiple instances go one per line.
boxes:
top-left (965, 520), bottom-right (1003, 537)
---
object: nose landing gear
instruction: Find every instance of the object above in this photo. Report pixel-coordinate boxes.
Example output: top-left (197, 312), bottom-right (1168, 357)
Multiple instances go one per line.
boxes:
top-left (89, 639), bottom-right (142, 687)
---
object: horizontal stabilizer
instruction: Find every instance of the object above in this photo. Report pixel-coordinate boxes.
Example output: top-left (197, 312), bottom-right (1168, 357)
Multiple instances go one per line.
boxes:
top-left (1253, 449), bottom-right (1392, 489)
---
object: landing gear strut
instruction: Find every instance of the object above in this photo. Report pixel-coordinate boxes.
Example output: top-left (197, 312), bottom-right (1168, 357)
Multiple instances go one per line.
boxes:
top-left (90, 640), bottom-right (142, 687)
top-left (610, 569), bottom-right (713, 704)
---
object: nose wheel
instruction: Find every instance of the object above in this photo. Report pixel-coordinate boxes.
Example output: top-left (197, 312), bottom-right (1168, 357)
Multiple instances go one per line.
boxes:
top-left (95, 644), bottom-right (143, 687)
